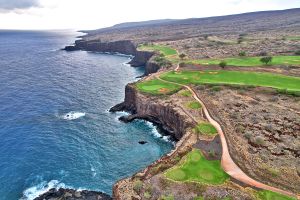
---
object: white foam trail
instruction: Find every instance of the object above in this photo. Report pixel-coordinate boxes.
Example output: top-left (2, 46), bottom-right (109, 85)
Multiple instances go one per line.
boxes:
top-left (145, 121), bottom-right (174, 144)
top-left (21, 180), bottom-right (66, 200)
top-left (62, 111), bottom-right (85, 120)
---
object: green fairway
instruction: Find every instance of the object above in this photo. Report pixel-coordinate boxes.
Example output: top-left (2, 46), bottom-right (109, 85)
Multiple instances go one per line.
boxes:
top-left (285, 36), bottom-right (300, 41)
top-left (138, 44), bottom-right (177, 56)
top-left (165, 149), bottom-right (229, 184)
top-left (188, 56), bottom-right (300, 67)
top-left (160, 70), bottom-right (300, 92)
top-left (136, 79), bottom-right (181, 95)
top-left (187, 101), bottom-right (202, 109)
top-left (257, 190), bottom-right (296, 200)
top-left (195, 122), bottom-right (217, 135)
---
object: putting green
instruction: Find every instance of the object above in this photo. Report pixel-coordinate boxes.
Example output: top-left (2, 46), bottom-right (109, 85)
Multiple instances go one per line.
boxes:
top-left (188, 56), bottom-right (300, 67)
top-left (195, 122), bottom-right (217, 135)
top-left (160, 70), bottom-right (300, 92)
top-left (165, 149), bottom-right (229, 185)
top-left (136, 79), bottom-right (181, 95)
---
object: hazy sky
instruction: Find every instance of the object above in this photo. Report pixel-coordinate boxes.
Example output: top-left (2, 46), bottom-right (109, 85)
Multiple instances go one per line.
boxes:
top-left (0, 0), bottom-right (299, 30)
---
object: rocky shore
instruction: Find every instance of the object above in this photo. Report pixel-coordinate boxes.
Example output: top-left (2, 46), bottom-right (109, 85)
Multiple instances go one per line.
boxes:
top-left (34, 188), bottom-right (112, 200)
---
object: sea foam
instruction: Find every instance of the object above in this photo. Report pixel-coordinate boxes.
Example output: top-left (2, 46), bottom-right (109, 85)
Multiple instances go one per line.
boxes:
top-left (62, 111), bottom-right (85, 120)
top-left (21, 180), bottom-right (66, 200)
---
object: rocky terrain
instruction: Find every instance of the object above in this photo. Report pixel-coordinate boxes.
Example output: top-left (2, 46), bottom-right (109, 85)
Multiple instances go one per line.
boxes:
top-left (34, 188), bottom-right (112, 200)
top-left (194, 85), bottom-right (300, 193)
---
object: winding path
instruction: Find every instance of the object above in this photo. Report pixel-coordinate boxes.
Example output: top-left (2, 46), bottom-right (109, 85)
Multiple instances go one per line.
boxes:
top-left (155, 63), bottom-right (298, 198)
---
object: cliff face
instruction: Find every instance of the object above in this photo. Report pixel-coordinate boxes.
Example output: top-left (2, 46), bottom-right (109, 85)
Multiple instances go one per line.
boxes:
top-left (64, 40), bottom-right (154, 68)
top-left (110, 84), bottom-right (193, 140)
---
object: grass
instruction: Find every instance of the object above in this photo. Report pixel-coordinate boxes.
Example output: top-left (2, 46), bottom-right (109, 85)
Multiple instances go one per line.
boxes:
top-left (195, 122), bottom-right (217, 135)
top-left (165, 149), bottom-right (229, 185)
top-left (187, 101), bottom-right (202, 109)
top-left (188, 56), bottom-right (300, 67)
top-left (138, 44), bottom-right (177, 56)
top-left (285, 36), bottom-right (300, 41)
top-left (257, 190), bottom-right (296, 200)
top-left (136, 79), bottom-right (181, 95)
top-left (160, 70), bottom-right (300, 92)
top-left (179, 90), bottom-right (192, 97)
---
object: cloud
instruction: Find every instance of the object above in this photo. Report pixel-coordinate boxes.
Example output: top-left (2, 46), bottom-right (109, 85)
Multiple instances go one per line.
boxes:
top-left (0, 0), bottom-right (40, 12)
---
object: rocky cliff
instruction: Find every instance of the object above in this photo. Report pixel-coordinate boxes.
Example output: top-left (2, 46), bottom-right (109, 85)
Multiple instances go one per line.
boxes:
top-left (110, 83), bottom-right (193, 140)
top-left (64, 40), bottom-right (155, 69)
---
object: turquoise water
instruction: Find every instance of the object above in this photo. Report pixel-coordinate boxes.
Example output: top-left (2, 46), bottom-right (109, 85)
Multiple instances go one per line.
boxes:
top-left (0, 30), bottom-right (173, 199)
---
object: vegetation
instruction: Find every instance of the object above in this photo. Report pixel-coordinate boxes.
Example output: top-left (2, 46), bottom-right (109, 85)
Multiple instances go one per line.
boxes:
top-left (260, 56), bottom-right (273, 65)
top-left (160, 194), bottom-right (175, 200)
top-left (138, 44), bottom-right (177, 56)
top-left (154, 55), bottom-right (173, 67)
top-left (219, 61), bottom-right (227, 69)
top-left (295, 50), bottom-right (300, 55)
top-left (257, 190), bottom-right (296, 200)
top-left (133, 180), bottom-right (143, 193)
top-left (187, 101), bottom-right (202, 109)
top-left (187, 55), bottom-right (300, 67)
top-left (239, 51), bottom-right (246, 56)
top-left (195, 122), bottom-right (218, 135)
top-left (179, 53), bottom-right (187, 60)
top-left (160, 70), bottom-right (300, 92)
top-left (179, 90), bottom-right (192, 97)
top-left (165, 149), bottom-right (229, 184)
top-left (284, 36), bottom-right (300, 41)
top-left (136, 79), bottom-right (181, 95)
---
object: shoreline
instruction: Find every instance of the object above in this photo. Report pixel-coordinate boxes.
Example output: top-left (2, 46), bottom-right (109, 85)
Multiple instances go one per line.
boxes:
top-left (33, 40), bottom-right (170, 200)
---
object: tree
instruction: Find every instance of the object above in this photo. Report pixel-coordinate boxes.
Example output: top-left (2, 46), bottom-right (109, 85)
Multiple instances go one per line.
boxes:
top-left (260, 56), bottom-right (273, 65)
top-left (219, 61), bottom-right (227, 69)
top-left (179, 53), bottom-right (187, 60)
top-left (239, 51), bottom-right (246, 56)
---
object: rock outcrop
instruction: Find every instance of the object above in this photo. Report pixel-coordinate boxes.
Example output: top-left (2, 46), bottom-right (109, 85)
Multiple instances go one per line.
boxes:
top-left (110, 83), bottom-right (193, 140)
top-left (34, 188), bottom-right (112, 200)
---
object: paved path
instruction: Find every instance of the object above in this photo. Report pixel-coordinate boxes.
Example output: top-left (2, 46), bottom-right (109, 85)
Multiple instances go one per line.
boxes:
top-left (155, 63), bottom-right (298, 198)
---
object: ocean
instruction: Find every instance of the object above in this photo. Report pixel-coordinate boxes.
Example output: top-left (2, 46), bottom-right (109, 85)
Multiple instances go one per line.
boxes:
top-left (0, 30), bottom-right (173, 200)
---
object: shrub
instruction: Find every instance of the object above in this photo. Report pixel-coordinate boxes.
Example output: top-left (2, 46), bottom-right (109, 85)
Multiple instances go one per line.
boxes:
top-left (144, 191), bottom-right (152, 199)
top-left (219, 61), bottom-right (227, 69)
top-left (260, 56), bottom-right (273, 65)
top-left (254, 136), bottom-right (265, 146)
top-left (179, 53), bottom-right (187, 60)
top-left (133, 180), bottom-right (143, 193)
top-left (239, 51), bottom-right (246, 56)
top-left (295, 50), bottom-right (300, 55)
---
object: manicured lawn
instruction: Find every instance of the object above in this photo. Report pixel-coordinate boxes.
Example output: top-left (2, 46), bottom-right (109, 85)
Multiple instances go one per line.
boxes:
top-left (165, 149), bottom-right (229, 185)
top-left (138, 44), bottom-right (177, 56)
top-left (136, 79), bottom-right (181, 95)
top-left (160, 70), bottom-right (300, 92)
top-left (187, 101), bottom-right (202, 109)
top-left (195, 122), bottom-right (217, 135)
top-left (257, 190), bottom-right (296, 200)
top-left (188, 56), bottom-right (300, 67)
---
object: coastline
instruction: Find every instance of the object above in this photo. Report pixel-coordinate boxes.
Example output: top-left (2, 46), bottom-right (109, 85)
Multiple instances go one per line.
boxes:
top-left (34, 39), bottom-right (178, 199)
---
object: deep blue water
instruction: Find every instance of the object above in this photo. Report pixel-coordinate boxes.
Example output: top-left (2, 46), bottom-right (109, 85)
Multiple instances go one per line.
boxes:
top-left (0, 30), bottom-right (173, 200)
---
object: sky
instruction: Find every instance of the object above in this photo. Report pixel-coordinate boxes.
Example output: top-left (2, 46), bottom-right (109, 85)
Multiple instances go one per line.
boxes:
top-left (0, 0), bottom-right (299, 30)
